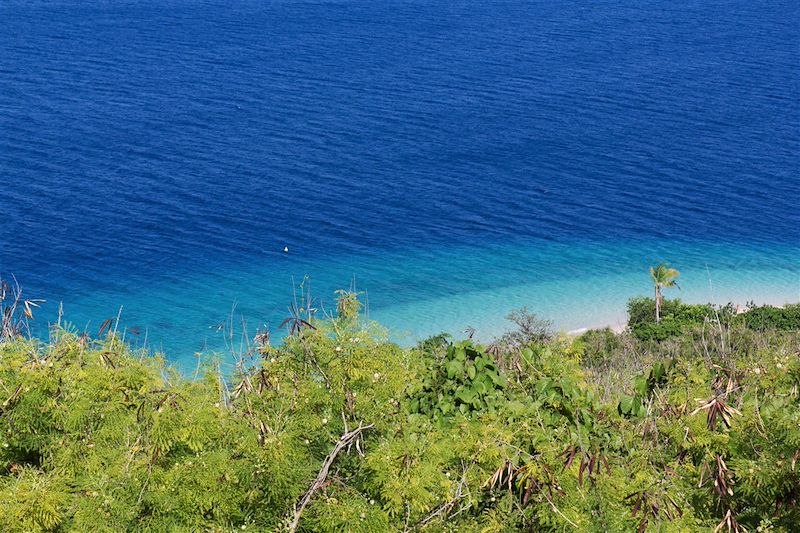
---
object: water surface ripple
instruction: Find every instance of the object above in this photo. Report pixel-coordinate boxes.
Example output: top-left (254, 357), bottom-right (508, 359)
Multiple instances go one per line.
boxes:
top-left (1, 0), bottom-right (798, 361)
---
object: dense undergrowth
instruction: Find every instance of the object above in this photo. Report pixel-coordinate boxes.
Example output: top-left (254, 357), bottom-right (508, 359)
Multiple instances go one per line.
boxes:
top-left (627, 297), bottom-right (800, 342)
top-left (1, 290), bottom-right (798, 532)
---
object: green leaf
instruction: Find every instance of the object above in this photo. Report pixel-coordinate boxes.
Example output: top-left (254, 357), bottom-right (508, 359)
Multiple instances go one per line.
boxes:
top-left (652, 362), bottom-right (664, 381)
top-left (455, 389), bottom-right (475, 404)
top-left (488, 371), bottom-right (505, 388)
top-left (466, 364), bottom-right (476, 380)
top-left (618, 395), bottom-right (636, 415)
top-left (634, 376), bottom-right (649, 396)
top-left (446, 360), bottom-right (463, 378)
top-left (454, 346), bottom-right (467, 361)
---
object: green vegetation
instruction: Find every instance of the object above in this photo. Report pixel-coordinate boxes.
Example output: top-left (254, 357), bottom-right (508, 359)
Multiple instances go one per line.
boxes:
top-left (628, 296), bottom-right (800, 342)
top-left (1, 283), bottom-right (799, 532)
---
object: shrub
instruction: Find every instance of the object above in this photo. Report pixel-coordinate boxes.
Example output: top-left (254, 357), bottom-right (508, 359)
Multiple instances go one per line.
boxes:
top-left (576, 327), bottom-right (623, 366)
top-left (627, 297), bottom-right (717, 341)
top-left (494, 307), bottom-right (554, 349)
top-left (1, 291), bottom-right (799, 531)
top-left (409, 340), bottom-right (507, 421)
top-left (735, 303), bottom-right (800, 331)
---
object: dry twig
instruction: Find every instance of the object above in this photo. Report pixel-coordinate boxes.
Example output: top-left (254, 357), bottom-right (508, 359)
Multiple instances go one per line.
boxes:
top-left (288, 422), bottom-right (374, 532)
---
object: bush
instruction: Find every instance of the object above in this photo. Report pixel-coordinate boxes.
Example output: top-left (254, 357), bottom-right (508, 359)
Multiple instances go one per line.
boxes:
top-left (576, 327), bottom-right (623, 366)
top-left (1, 291), bottom-right (799, 531)
top-left (627, 297), bottom-right (720, 341)
top-left (735, 303), bottom-right (800, 331)
top-left (409, 340), bottom-right (507, 421)
top-left (494, 307), bottom-right (554, 349)
top-left (628, 297), bottom-right (800, 341)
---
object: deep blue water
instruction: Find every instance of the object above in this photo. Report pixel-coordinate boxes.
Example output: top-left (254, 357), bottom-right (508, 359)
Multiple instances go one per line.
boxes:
top-left (1, 0), bottom-right (798, 364)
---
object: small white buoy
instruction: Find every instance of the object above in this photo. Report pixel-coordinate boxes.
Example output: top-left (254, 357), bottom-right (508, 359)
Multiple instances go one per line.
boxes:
top-left (283, 246), bottom-right (289, 253)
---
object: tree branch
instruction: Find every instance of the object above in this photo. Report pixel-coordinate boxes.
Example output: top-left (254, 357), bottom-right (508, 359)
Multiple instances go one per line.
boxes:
top-left (415, 463), bottom-right (470, 530)
top-left (288, 422), bottom-right (374, 532)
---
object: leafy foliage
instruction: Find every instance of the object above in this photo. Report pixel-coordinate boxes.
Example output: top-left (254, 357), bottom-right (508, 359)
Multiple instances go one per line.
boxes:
top-left (0, 289), bottom-right (798, 532)
top-left (627, 297), bottom-right (717, 341)
top-left (735, 303), bottom-right (800, 331)
top-left (628, 297), bottom-right (799, 342)
top-left (575, 327), bottom-right (622, 366)
top-left (617, 359), bottom-right (672, 417)
top-left (409, 340), bottom-right (507, 421)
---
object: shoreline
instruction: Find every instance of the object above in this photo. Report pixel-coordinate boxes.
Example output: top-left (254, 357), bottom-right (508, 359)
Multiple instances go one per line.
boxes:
top-left (381, 290), bottom-right (798, 348)
top-left (563, 300), bottom-right (795, 339)
top-left (466, 295), bottom-right (798, 346)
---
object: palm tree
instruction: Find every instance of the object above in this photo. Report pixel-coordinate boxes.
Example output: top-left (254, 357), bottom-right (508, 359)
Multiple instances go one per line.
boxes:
top-left (649, 263), bottom-right (680, 323)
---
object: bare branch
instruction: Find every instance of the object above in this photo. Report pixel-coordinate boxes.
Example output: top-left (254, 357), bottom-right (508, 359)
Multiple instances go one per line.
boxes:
top-left (288, 423), bottom-right (374, 532)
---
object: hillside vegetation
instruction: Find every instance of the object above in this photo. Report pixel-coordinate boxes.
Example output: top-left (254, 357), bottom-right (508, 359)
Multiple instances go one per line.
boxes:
top-left (1, 289), bottom-right (798, 532)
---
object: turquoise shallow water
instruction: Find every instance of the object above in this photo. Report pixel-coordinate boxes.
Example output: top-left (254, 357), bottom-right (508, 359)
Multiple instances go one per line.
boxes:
top-left (51, 238), bottom-right (799, 366)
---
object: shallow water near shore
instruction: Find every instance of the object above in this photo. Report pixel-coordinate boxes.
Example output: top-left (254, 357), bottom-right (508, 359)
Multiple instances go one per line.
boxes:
top-left (38, 238), bottom-right (800, 366)
top-left (1, 1), bottom-right (798, 367)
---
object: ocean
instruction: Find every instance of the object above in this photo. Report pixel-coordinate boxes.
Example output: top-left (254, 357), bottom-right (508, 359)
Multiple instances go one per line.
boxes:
top-left (1, 0), bottom-right (798, 365)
